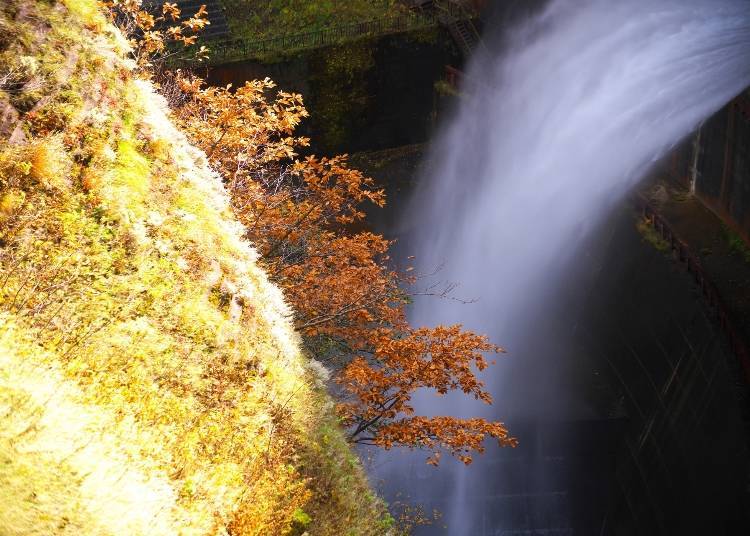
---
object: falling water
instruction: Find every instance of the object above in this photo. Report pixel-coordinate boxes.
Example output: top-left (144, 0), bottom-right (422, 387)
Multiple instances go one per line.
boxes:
top-left (395, 0), bottom-right (750, 533)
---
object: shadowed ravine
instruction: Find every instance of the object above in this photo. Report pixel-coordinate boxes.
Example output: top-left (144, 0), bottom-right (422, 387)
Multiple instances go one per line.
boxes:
top-left (376, 1), bottom-right (750, 534)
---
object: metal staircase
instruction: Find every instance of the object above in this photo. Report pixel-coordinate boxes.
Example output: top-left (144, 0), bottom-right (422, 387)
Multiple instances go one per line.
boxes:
top-left (445, 16), bottom-right (480, 56)
top-left (407, 0), bottom-right (482, 57)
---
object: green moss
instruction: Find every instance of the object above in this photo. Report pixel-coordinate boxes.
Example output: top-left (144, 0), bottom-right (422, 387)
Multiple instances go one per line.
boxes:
top-left (722, 223), bottom-right (750, 263)
top-left (290, 507), bottom-right (312, 534)
top-left (221, 0), bottom-right (401, 41)
top-left (110, 136), bottom-right (151, 219)
top-left (636, 218), bottom-right (671, 253)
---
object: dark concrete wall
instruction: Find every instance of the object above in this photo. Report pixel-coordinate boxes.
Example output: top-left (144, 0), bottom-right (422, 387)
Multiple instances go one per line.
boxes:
top-left (370, 200), bottom-right (750, 536)
top-left (665, 90), bottom-right (750, 245)
top-left (206, 29), bottom-right (458, 155)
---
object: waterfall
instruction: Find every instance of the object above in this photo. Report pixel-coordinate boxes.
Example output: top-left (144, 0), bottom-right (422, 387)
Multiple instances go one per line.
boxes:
top-left (394, 0), bottom-right (750, 533)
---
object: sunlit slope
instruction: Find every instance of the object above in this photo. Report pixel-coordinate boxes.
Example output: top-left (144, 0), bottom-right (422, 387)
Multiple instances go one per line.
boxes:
top-left (0, 1), bottom-right (388, 534)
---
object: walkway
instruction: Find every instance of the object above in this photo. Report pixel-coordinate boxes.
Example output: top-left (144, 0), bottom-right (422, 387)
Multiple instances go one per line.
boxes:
top-left (638, 177), bottom-right (750, 384)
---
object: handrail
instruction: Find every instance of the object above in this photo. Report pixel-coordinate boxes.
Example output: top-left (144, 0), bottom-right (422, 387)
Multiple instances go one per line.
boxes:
top-left (170, 0), bottom-right (479, 66)
top-left (432, 0), bottom-right (476, 21)
top-left (634, 193), bottom-right (750, 384)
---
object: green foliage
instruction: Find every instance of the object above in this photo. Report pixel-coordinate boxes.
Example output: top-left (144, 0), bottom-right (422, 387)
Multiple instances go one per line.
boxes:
top-left (434, 79), bottom-right (460, 97)
top-left (221, 0), bottom-right (400, 40)
top-left (308, 40), bottom-right (375, 151)
top-left (290, 507), bottom-right (312, 534)
top-left (636, 217), bottom-right (671, 252)
top-left (722, 223), bottom-right (750, 263)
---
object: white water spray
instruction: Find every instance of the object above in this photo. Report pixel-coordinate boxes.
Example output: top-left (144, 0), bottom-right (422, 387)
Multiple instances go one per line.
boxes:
top-left (399, 0), bottom-right (750, 533)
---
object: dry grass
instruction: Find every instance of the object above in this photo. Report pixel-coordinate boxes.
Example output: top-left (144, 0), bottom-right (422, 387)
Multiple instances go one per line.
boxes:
top-left (0, 1), bottom-right (390, 534)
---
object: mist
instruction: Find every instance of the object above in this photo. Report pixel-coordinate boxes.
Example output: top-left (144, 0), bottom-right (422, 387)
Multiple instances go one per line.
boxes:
top-left (387, 0), bottom-right (750, 533)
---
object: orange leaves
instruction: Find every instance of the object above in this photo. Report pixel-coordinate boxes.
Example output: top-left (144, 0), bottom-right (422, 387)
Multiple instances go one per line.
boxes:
top-left (173, 75), bottom-right (515, 466)
top-left (176, 78), bottom-right (309, 184)
top-left (162, 2), bottom-right (180, 21)
top-left (135, 10), bottom-right (156, 31)
top-left (373, 417), bottom-right (518, 465)
top-left (336, 324), bottom-right (513, 464)
top-left (183, 5), bottom-right (210, 33)
top-left (102, 1), bottom-right (209, 70)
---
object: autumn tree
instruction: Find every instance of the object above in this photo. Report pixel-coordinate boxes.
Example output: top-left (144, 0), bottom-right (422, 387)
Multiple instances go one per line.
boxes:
top-left (101, 0), bottom-right (209, 71)
top-left (173, 76), bottom-right (517, 464)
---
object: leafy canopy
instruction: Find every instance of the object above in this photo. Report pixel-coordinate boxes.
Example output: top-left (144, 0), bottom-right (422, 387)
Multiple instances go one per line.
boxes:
top-left (174, 75), bottom-right (517, 465)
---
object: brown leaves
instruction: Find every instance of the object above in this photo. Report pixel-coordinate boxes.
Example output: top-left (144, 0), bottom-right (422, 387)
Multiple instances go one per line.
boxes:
top-left (336, 325), bottom-right (515, 464)
top-left (173, 76), bottom-right (515, 465)
top-left (101, 1), bottom-right (210, 70)
top-left (374, 417), bottom-right (518, 465)
top-left (162, 2), bottom-right (180, 21)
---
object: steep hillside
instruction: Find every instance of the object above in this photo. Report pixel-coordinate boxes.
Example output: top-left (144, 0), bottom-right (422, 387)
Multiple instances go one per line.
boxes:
top-left (0, 1), bottom-right (390, 534)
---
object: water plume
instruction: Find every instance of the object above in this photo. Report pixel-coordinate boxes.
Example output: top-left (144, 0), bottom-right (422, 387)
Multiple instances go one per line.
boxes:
top-left (395, 0), bottom-right (750, 532)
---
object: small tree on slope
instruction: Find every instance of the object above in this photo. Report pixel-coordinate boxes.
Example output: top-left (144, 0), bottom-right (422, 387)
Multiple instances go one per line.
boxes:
top-left (174, 76), bottom-right (518, 465)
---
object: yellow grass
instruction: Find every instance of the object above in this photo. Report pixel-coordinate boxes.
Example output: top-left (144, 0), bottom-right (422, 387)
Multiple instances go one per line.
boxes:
top-left (0, 0), bottom-right (390, 534)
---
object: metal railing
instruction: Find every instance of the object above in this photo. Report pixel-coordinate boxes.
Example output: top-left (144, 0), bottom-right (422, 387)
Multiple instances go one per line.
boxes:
top-left (634, 193), bottom-right (750, 384)
top-left (170, 0), bottom-right (476, 66)
top-left (175, 10), bottom-right (440, 66)
top-left (433, 0), bottom-right (477, 22)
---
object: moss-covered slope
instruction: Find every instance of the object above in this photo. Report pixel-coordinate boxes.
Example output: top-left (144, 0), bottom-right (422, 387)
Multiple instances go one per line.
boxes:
top-left (0, 1), bottom-right (389, 534)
